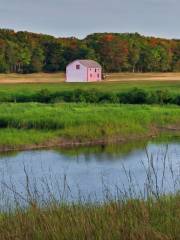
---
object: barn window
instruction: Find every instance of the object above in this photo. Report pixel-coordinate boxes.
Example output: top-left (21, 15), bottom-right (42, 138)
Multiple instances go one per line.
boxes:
top-left (95, 69), bottom-right (97, 72)
top-left (90, 74), bottom-right (92, 78)
top-left (76, 65), bottom-right (80, 70)
top-left (97, 74), bottom-right (99, 78)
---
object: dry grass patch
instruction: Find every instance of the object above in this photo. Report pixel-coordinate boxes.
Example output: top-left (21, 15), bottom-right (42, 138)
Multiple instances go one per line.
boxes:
top-left (0, 72), bottom-right (180, 84)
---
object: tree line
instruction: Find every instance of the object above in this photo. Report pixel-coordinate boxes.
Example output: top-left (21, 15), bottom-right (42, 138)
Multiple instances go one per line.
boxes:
top-left (0, 29), bottom-right (180, 73)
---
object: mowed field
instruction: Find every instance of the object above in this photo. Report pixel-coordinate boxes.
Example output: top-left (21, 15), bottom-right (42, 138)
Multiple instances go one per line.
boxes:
top-left (0, 72), bottom-right (180, 84)
top-left (0, 72), bottom-right (180, 95)
top-left (0, 72), bottom-right (65, 83)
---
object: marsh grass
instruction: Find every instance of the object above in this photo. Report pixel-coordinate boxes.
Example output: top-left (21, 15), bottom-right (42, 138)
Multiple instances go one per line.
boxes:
top-left (0, 103), bottom-right (180, 148)
top-left (0, 195), bottom-right (179, 240)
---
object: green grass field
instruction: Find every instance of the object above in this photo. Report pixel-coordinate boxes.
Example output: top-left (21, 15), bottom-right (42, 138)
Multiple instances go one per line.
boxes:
top-left (0, 80), bottom-right (180, 106)
top-left (0, 80), bottom-right (180, 95)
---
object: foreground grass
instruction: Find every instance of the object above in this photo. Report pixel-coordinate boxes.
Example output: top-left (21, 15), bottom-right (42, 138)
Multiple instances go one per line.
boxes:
top-left (0, 194), bottom-right (179, 239)
top-left (0, 103), bottom-right (180, 149)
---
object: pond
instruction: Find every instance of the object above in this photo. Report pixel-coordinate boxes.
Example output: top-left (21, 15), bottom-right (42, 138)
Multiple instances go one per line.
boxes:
top-left (0, 139), bottom-right (179, 206)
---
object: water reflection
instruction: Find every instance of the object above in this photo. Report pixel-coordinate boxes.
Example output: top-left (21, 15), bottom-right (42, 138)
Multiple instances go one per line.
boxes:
top-left (0, 138), bottom-right (179, 206)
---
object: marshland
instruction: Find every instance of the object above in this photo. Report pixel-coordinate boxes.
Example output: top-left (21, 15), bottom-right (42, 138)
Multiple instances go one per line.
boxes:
top-left (0, 80), bottom-right (178, 239)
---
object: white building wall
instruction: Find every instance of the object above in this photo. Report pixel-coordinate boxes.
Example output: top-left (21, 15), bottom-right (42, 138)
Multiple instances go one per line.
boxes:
top-left (66, 61), bottom-right (88, 82)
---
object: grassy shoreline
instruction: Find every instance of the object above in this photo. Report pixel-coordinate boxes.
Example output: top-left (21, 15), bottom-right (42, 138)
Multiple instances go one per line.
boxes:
top-left (0, 193), bottom-right (179, 239)
top-left (0, 103), bottom-right (180, 151)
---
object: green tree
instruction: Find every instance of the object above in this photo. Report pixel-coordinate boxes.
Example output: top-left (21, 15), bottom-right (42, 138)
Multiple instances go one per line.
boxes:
top-left (172, 42), bottom-right (180, 71)
top-left (43, 42), bottom-right (65, 72)
top-left (128, 44), bottom-right (140, 72)
top-left (97, 35), bottom-right (129, 72)
top-left (28, 47), bottom-right (45, 73)
top-left (17, 47), bottom-right (31, 73)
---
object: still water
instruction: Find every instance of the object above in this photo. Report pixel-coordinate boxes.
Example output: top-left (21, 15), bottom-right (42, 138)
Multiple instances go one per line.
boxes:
top-left (0, 139), bottom-right (179, 205)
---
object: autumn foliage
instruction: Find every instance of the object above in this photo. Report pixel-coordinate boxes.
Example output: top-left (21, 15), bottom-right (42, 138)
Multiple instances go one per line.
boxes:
top-left (0, 29), bottom-right (179, 73)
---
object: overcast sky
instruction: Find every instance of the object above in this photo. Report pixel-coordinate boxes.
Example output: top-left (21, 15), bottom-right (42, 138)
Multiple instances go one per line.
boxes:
top-left (0, 0), bottom-right (179, 39)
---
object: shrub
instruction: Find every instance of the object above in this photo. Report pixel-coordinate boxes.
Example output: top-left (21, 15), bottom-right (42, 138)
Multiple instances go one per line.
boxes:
top-left (36, 89), bottom-right (52, 103)
top-left (155, 90), bottom-right (172, 104)
top-left (172, 95), bottom-right (180, 105)
top-left (119, 88), bottom-right (149, 104)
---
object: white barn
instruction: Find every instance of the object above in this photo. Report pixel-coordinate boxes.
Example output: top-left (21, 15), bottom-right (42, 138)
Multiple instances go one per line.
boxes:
top-left (66, 59), bottom-right (102, 82)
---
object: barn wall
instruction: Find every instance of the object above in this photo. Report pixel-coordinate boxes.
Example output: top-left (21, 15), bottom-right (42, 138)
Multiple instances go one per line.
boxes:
top-left (66, 61), bottom-right (87, 82)
top-left (87, 68), bottom-right (102, 82)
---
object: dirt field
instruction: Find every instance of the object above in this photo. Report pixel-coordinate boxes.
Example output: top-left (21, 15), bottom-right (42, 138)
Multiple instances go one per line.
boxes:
top-left (0, 72), bottom-right (180, 84)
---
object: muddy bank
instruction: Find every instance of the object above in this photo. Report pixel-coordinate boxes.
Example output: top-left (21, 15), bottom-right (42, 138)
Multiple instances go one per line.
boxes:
top-left (0, 125), bottom-right (179, 153)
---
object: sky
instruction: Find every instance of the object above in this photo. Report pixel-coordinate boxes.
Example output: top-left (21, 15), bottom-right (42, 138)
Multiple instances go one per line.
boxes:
top-left (0, 0), bottom-right (179, 39)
